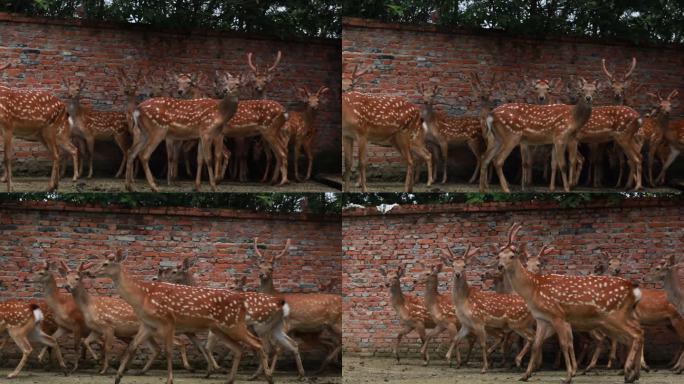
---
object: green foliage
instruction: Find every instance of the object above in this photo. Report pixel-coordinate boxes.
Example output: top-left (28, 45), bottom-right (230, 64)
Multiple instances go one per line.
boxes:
top-left (0, 0), bottom-right (341, 38)
top-left (343, 0), bottom-right (684, 44)
top-left (0, 192), bottom-right (342, 215)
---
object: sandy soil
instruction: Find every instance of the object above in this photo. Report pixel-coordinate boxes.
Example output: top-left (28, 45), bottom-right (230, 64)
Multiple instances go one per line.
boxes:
top-left (343, 356), bottom-right (681, 384)
top-left (0, 368), bottom-right (341, 384)
top-left (342, 181), bottom-right (681, 193)
top-left (1, 177), bottom-right (338, 193)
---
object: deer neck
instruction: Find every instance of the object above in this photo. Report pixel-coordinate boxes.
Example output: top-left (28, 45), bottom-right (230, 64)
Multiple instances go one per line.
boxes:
top-left (424, 275), bottom-right (440, 309)
top-left (218, 92), bottom-right (239, 122)
top-left (421, 103), bottom-right (435, 125)
top-left (259, 278), bottom-right (278, 295)
top-left (42, 275), bottom-right (61, 302)
top-left (303, 105), bottom-right (317, 127)
top-left (654, 110), bottom-right (672, 140)
top-left (67, 96), bottom-right (84, 120)
top-left (451, 272), bottom-right (470, 304)
top-left (503, 259), bottom-right (536, 301)
top-left (125, 94), bottom-right (137, 114)
top-left (663, 266), bottom-right (684, 313)
top-left (70, 281), bottom-right (91, 310)
top-left (389, 281), bottom-right (406, 309)
top-left (494, 275), bottom-right (513, 294)
top-left (188, 87), bottom-right (202, 99)
top-left (110, 267), bottom-right (146, 309)
top-left (572, 97), bottom-right (592, 127)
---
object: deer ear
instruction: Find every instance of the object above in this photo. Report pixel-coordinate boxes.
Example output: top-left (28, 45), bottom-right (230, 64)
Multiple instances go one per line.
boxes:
top-left (182, 257), bottom-right (196, 270)
top-left (57, 259), bottom-right (69, 276)
top-left (116, 249), bottom-right (127, 263)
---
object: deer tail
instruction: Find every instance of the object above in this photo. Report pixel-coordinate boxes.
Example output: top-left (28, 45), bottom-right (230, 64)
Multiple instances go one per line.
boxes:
top-left (486, 114), bottom-right (494, 135)
top-left (30, 303), bottom-right (44, 324)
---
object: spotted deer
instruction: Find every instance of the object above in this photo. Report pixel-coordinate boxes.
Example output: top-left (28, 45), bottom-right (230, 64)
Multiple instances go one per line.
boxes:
top-left (211, 72), bottom-right (290, 186)
top-left (654, 254), bottom-right (684, 372)
top-left (152, 254), bottom-right (304, 380)
top-left (287, 86), bottom-right (329, 181)
top-left (417, 83), bottom-right (484, 184)
top-left (63, 78), bottom-right (131, 179)
top-left (342, 64), bottom-right (433, 192)
top-left (439, 244), bottom-right (534, 372)
top-left (497, 223), bottom-right (644, 383)
top-left (114, 68), bottom-right (145, 178)
top-left (252, 237), bottom-right (341, 376)
top-left (0, 62), bottom-right (79, 191)
top-left (0, 301), bottom-right (67, 378)
top-left (635, 115), bottom-right (669, 187)
top-left (126, 71), bottom-right (239, 192)
top-left (415, 259), bottom-right (475, 367)
top-left (482, 78), bottom-right (599, 192)
top-left (650, 90), bottom-right (681, 185)
top-left (382, 264), bottom-right (436, 364)
top-left (595, 252), bottom-right (684, 372)
top-left (57, 260), bottom-right (165, 375)
top-left (29, 260), bottom-right (99, 372)
top-left (87, 249), bottom-right (290, 384)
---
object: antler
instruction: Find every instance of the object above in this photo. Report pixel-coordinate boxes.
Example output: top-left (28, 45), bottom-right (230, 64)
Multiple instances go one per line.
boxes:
top-left (315, 86), bottom-right (330, 97)
top-left (624, 57), bottom-right (637, 80)
top-left (667, 89), bottom-right (679, 100)
top-left (272, 239), bottom-right (291, 262)
top-left (464, 244), bottom-right (480, 260)
top-left (537, 244), bottom-right (554, 258)
top-left (253, 237), bottom-right (265, 260)
top-left (506, 222), bottom-right (522, 247)
top-left (601, 58), bottom-right (614, 81)
top-left (0, 62), bottom-right (10, 71)
top-left (267, 51), bottom-right (282, 72)
top-left (247, 52), bottom-right (258, 73)
top-left (58, 259), bottom-right (70, 273)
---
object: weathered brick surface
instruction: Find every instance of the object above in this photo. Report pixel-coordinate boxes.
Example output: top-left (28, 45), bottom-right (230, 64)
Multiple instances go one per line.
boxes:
top-left (342, 18), bottom-right (684, 181)
top-left (342, 198), bottom-right (684, 363)
top-left (0, 201), bottom-right (341, 366)
top-left (0, 12), bottom-right (341, 176)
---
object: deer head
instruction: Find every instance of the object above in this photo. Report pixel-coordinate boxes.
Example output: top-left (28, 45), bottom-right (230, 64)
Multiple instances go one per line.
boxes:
top-left (416, 260), bottom-right (443, 284)
top-left (63, 77), bottom-right (85, 100)
top-left (594, 251), bottom-right (622, 276)
top-left (246, 50), bottom-right (282, 95)
top-left (601, 57), bottom-right (637, 102)
top-left (576, 77), bottom-right (600, 103)
top-left (497, 223), bottom-right (523, 272)
top-left (175, 72), bottom-right (206, 98)
top-left (647, 89), bottom-right (679, 117)
top-left (382, 265), bottom-right (405, 288)
top-left (440, 244), bottom-right (481, 280)
top-left (526, 244), bottom-right (554, 274)
top-left (29, 260), bottom-right (54, 284)
top-left (417, 83), bottom-right (440, 105)
top-left (469, 72), bottom-right (498, 107)
top-left (253, 237), bottom-right (291, 284)
top-left (214, 71), bottom-right (242, 98)
top-left (296, 86), bottom-right (330, 111)
top-left (144, 73), bottom-right (169, 98)
top-left (521, 75), bottom-right (563, 104)
top-left (342, 63), bottom-right (372, 92)
top-left (87, 249), bottom-right (128, 279)
top-left (116, 67), bottom-right (144, 98)
top-left (60, 260), bottom-right (94, 293)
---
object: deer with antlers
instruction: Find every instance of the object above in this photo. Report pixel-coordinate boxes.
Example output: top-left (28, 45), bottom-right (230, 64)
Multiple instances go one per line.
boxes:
top-left (125, 71), bottom-right (239, 192)
top-left (87, 249), bottom-right (290, 384)
top-left (253, 237), bottom-right (341, 376)
top-left (417, 83), bottom-right (484, 184)
top-left (416, 259), bottom-right (476, 367)
top-left (594, 252), bottom-right (684, 372)
top-left (63, 77), bottom-right (131, 179)
top-left (648, 90), bottom-right (681, 185)
top-left (497, 223), bottom-right (644, 383)
top-left (0, 62), bottom-right (79, 191)
top-left (439, 244), bottom-right (535, 372)
top-left (286, 86), bottom-right (329, 181)
top-left (29, 260), bottom-right (99, 372)
top-left (0, 301), bottom-right (67, 378)
top-left (482, 77), bottom-right (599, 192)
top-left (342, 64), bottom-right (433, 192)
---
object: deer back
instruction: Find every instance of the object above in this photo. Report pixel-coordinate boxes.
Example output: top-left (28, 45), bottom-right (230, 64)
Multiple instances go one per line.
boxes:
top-left (223, 99), bottom-right (287, 138)
top-left (276, 292), bottom-right (341, 331)
top-left (342, 92), bottom-right (423, 140)
top-left (0, 87), bottom-right (68, 137)
top-left (578, 105), bottom-right (641, 140)
top-left (0, 300), bottom-right (40, 328)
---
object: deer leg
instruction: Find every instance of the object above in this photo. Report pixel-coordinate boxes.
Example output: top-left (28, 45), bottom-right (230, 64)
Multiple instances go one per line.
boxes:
top-left (554, 140), bottom-right (570, 192)
top-left (7, 327), bottom-right (34, 378)
top-left (165, 138), bottom-right (175, 185)
top-left (357, 135), bottom-right (371, 192)
top-left (479, 134), bottom-right (500, 192)
top-left (114, 134), bottom-right (129, 178)
top-left (393, 325), bottom-right (413, 364)
top-left (582, 331), bottom-right (604, 374)
top-left (137, 127), bottom-right (166, 192)
top-left (97, 329), bottom-right (113, 374)
top-left (294, 141), bottom-right (302, 181)
top-left (520, 144), bottom-right (530, 190)
top-left (175, 337), bottom-right (193, 373)
top-left (619, 138), bottom-right (643, 191)
top-left (522, 319), bottom-right (551, 381)
top-left (2, 128), bottom-right (13, 192)
top-left (656, 148), bottom-right (679, 185)
top-left (305, 140), bottom-right (314, 180)
top-left (125, 125), bottom-right (146, 191)
top-left (83, 135), bottom-right (95, 179)
top-left (467, 139), bottom-right (482, 184)
top-left (210, 329), bottom-right (246, 384)
top-left (115, 324), bottom-right (153, 384)
top-left (221, 323), bottom-right (272, 384)
top-left (418, 324), bottom-right (443, 366)
top-left (138, 337), bottom-right (161, 375)
top-left (443, 323), bottom-right (462, 367)
top-left (182, 141), bottom-right (193, 178)
top-left (342, 136), bottom-right (354, 191)
top-left (438, 140), bottom-right (448, 184)
top-left (492, 139), bottom-right (518, 193)
top-left (31, 326), bottom-right (67, 374)
top-left (271, 326), bottom-right (304, 378)
top-left (199, 135), bottom-right (218, 192)
top-left (647, 141), bottom-right (658, 187)
top-left (186, 332), bottom-right (221, 375)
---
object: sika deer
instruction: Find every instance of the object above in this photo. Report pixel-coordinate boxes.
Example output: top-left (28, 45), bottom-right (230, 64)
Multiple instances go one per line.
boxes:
top-left (87, 249), bottom-right (286, 384)
top-left (30, 260), bottom-right (97, 372)
top-left (63, 78), bottom-right (131, 179)
top-left (439, 244), bottom-right (534, 372)
top-left (416, 260), bottom-right (475, 367)
top-left (0, 301), bottom-right (67, 378)
top-left (497, 223), bottom-right (644, 383)
top-left (342, 64), bottom-right (433, 192)
top-left (287, 86), bottom-right (329, 181)
top-left (382, 265), bottom-right (436, 364)
top-left (653, 254), bottom-right (684, 372)
top-left (126, 71), bottom-right (239, 192)
top-left (482, 78), bottom-right (599, 192)
top-left (0, 62), bottom-right (79, 191)
top-left (58, 260), bottom-right (162, 375)
top-left (418, 83), bottom-right (484, 184)
top-left (253, 238), bottom-right (341, 375)
top-left (650, 90), bottom-right (681, 185)
top-left (114, 68), bottom-right (144, 178)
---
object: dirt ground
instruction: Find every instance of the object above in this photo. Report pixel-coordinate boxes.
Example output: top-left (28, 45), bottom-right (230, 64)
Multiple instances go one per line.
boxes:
top-left (0, 367), bottom-right (341, 384)
top-left (343, 356), bottom-right (682, 384)
top-left (1, 177), bottom-right (338, 193)
top-left (341, 180), bottom-right (681, 193)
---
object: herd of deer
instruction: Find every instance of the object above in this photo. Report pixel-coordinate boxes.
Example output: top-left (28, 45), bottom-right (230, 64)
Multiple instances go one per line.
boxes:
top-left (342, 57), bottom-right (683, 192)
top-left (0, 238), bottom-right (342, 384)
top-left (0, 51), bottom-right (330, 192)
top-left (381, 223), bottom-right (684, 384)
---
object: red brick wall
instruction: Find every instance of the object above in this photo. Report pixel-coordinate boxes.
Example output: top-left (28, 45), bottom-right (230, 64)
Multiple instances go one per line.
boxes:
top-left (0, 13), bottom-right (341, 176)
top-left (342, 18), bottom-right (684, 181)
top-left (0, 201), bottom-right (341, 365)
top-left (342, 198), bottom-right (684, 363)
